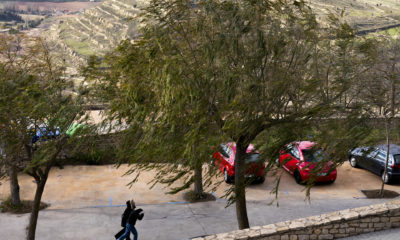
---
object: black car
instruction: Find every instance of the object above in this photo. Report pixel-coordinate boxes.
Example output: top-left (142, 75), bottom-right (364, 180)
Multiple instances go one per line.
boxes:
top-left (348, 144), bottom-right (400, 184)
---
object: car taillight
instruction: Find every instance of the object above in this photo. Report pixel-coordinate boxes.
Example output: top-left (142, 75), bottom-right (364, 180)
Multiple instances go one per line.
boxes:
top-left (391, 164), bottom-right (400, 169)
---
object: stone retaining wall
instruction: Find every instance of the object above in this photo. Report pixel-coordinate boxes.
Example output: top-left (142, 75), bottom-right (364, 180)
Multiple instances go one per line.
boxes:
top-left (193, 200), bottom-right (400, 240)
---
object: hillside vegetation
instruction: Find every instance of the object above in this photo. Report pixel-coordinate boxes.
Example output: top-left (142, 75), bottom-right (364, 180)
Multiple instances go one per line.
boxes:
top-left (3, 0), bottom-right (101, 2)
top-left (46, 0), bottom-right (140, 66)
top-left (0, 10), bottom-right (23, 22)
top-left (47, 0), bottom-right (400, 67)
top-left (310, 0), bottom-right (400, 32)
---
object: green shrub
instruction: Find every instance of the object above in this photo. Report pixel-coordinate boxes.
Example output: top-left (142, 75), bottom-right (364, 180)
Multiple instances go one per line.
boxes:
top-left (69, 148), bottom-right (116, 165)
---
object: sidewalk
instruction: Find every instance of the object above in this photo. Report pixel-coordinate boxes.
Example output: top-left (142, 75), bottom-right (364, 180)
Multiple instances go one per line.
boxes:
top-left (0, 198), bottom-right (390, 240)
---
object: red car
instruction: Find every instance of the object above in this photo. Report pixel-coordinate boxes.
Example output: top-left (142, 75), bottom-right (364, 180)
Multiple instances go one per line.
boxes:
top-left (213, 142), bottom-right (265, 184)
top-left (278, 141), bottom-right (337, 184)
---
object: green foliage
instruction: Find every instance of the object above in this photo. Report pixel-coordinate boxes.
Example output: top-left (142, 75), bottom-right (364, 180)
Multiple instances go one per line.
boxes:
top-left (85, 0), bottom-right (382, 229)
top-left (69, 148), bottom-right (116, 165)
top-left (0, 10), bottom-right (22, 22)
top-left (27, 19), bottom-right (43, 28)
top-left (8, 28), bottom-right (19, 34)
top-left (0, 34), bottom-right (94, 239)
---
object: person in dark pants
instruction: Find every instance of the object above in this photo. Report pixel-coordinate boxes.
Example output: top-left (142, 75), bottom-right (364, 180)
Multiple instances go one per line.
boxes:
top-left (115, 201), bottom-right (133, 240)
top-left (118, 199), bottom-right (144, 240)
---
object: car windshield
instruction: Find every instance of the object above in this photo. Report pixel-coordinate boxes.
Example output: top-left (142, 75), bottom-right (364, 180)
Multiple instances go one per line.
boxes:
top-left (245, 153), bottom-right (260, 163)
top-left (393, 154), bottom-right (400, 165)
top-left (302, 149), bottom-right (325, 162)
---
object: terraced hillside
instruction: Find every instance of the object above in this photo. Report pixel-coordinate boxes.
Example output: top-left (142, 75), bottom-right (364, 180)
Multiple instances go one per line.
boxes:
top-left (46, 0), bottom-right (143, 67)
top-left (47, 0), bottom-right (400, 68)
top-left (309, 0), bottom-right (400, 32)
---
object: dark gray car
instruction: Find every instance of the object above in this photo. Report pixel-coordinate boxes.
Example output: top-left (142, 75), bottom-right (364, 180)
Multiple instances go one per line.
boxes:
top-left (348, 144), bottom-right (400, 184)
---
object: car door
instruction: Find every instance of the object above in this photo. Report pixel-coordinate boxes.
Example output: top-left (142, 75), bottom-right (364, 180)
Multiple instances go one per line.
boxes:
top-left (363, 148), bottom-right (379, 172)
top-left (280, 144), bottom-right (300, 174)
top-left (372, 150), bottom-right (387, 175)
top-left (215, 144), bottom-right (230, 173)
top-left (354, 147), bottom-right (370, 168)
top-left (288, 146), bottom-right (301, 173)
top-left (279, 144), bottom-right (293, 170)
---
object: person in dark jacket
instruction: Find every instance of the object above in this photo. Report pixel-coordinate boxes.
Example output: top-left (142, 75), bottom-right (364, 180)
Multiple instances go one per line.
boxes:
top-left (118, 199), bottom-right (144, 240)
top-left (115, 201), bottom-right (132, 240)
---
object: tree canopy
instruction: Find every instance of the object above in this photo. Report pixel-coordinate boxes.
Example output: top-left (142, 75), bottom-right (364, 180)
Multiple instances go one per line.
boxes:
top-left (85, 0), bottom-right (381, 229)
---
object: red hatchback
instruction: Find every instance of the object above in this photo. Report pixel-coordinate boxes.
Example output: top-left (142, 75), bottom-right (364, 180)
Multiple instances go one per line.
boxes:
top-left (213, 142), bottom-right (266, 184)
top-left (278, 141), bottom-right (337, 184)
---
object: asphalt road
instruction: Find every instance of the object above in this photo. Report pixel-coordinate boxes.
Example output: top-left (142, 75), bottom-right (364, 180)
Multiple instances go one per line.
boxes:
top-left (0, 198), bottom-right (391, 240)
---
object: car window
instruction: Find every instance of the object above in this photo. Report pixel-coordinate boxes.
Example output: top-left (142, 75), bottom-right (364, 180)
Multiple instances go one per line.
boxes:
top-left (356, 147), bottom-right (370, 156)
top-left (376, 151), bottom-right (387, 162)
top-left (287, 145), bottom-right (300, 159)
top-left (284, 144), bottom-right (292, 153)
top-left (245, 153), bottom-right (260, 163)
top-left (226, 146), bottom-right (232, 157)
top-left (393, 155), bottom-right (400, 165)
top-left (367, 148), bottom-right (379, 158)
top-left (219, 144), bottom-right (229, 158)
top-left (302, 149), bottom-right (325, 162)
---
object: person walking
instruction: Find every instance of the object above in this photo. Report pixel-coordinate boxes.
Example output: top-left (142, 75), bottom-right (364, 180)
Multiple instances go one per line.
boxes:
top-left (118, 199), bottom-right (144, 240)
top-left (115, 200), bottom-right (133, 240)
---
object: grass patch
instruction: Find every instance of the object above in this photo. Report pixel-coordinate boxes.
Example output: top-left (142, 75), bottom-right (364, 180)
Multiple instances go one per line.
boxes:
top-left (0, 197), bottom-right (49, 214)
top-left (64, 38), bottom-right (96, 57)
top-left (183, 191), bottom-right (216, 203)
top-left (380, 26), bottom-right (400, 36)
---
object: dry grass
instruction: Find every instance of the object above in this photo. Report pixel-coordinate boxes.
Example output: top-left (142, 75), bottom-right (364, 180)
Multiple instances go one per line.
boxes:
top-left (0, 1), bottom-right (101, 12)
top-left (0, 197), bottom-right (49, 214)
top-left (183, 191), bottom-right (216, 203)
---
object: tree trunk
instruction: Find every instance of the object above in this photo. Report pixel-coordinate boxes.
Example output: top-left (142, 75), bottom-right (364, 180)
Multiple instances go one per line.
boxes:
top-left (193, 162), bottom-right (203, 196)
top-left (26, 139), bottom-right (64, 240)
top-left (26, 176), bottom-right (47, 240)
top-left (380, 75), bottom-right (396, 197)
top-left (8, 164), bottom-right (21, 206)
top-left (380, 119), bottom-right (390, 197)
top-left (234, 141), bottom-right (249, 229)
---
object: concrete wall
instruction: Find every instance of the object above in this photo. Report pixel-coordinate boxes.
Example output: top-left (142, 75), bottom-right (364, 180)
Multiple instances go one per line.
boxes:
top-left (193, 200), bottom-right (400, 240)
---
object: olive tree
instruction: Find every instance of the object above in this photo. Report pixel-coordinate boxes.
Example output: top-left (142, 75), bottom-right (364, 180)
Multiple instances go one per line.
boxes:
top-left (0, 34), bottom-right (35, 207)
top-left (0, 35), bottom-right (88, 240)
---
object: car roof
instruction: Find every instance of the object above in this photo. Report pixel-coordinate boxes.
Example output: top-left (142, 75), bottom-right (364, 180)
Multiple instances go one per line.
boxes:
top-left (296, 141), bottom-right (315, 150)
top-left (375, 144), bottom-right (400, 155)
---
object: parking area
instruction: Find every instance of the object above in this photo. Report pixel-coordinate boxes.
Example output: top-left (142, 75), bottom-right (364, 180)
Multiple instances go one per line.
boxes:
top-left (1, 162), bottom-right (400, 209)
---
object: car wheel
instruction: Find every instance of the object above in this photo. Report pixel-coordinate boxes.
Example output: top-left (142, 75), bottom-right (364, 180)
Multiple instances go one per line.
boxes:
top-left (328, 179), bottom-right (335, 184)
top-left (224, 169), bottom-right (232, 184)
top-left (257, 176), bottom-right (265, 184)
top-left (350, 157), bottom-right (358, 168)
top-left (294, 170), bottom-right (303, 185)
top-left (382, 171), bottom-right (391, 184)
